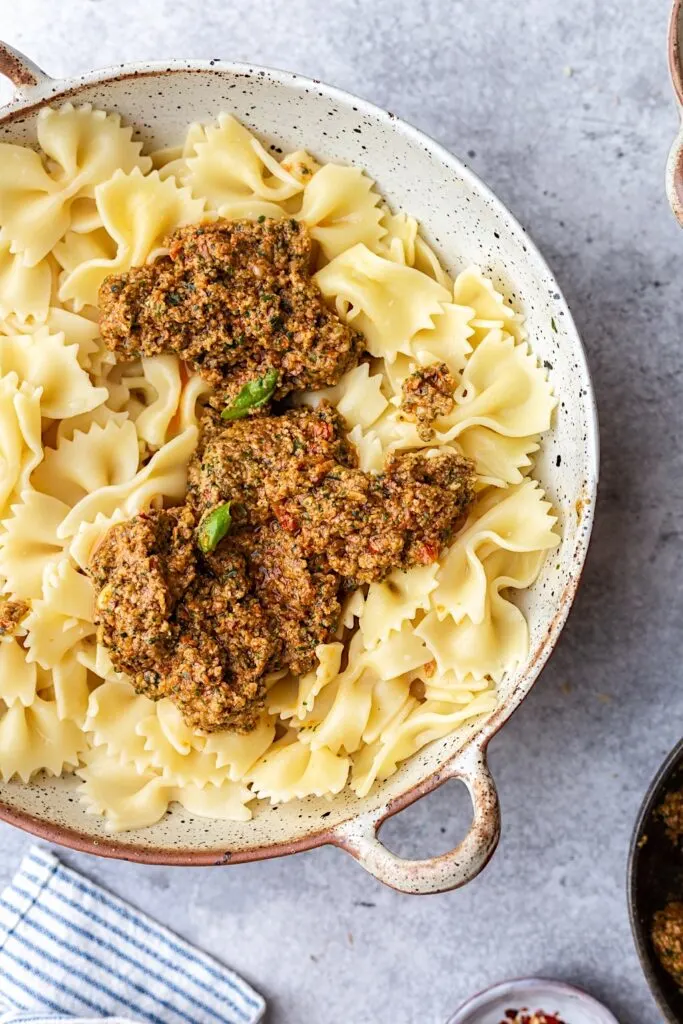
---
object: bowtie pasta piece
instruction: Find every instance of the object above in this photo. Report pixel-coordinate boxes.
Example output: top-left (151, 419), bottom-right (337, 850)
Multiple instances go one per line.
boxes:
top-left (0, 373), bottom-right (43, 516)
top-left (453, 265), bottom-right (526, 345)
top-left (76, 746), bottom-right (173, 832)
top-left (173, 781), bottom-right (254, 822)
top-left (423, 673), bottom-right (492, 704)
top-left (296, 667), bottom-right (377, 755)
top-left (0, 636), bottom-right (37, 707)
top-left (67, 510), bottom-right (127, 571)
top-left (0, 104), bottom-right (151, 266)
top-left (294, 361), bottom-right (388, 431)
top-left (248, 733), bottom-right (350, 804)
top-left (57, 425), bottom-right (198, 539)
top-left (457, 427), bottom-right (539, 488)
top-left (2, 306), bottom-right (102, 370)
top-left (297, 668), bottom-right (414, 758)
top-left (58, 169), bottom-right (206, 309)
top-left (185, 113), bottom-right (303, 207)
top-left (24, 559), bottom-right (96, 669)
top-left (218, 198), bottom-right (288, 221)
top-left (418, 550), bottom-right (547, 682)
top-left (359, 563), bottom-right (440, 650)
top-left (347, 424), bottom-right (385, 473)
top-left (414, 236), bottom-right (454, 291)
top-left (376, 209), bottom-right (419, 265)
top-left (84, 680), bottom-right (157, 771)
top-left (280, 149), bottom-right (321, 185)
top-left (204, 715), bottom-right (276, 782)
top-left (117, 355), bottom-right (182, 448)
top-left (437, 329), bottom-right (556, 440)
top-left (53, 225), bottom-right (117, 277)
top-left (176, 372), bottom-right (213, 434)
top-left (350, 691), bottom-right (497, 798)
top-left (432, 480), bottom-right (559, 625)
top-left (135, 713), bottom-right (232, 788)
top-left (364, 622), bottom-right (431, 680)
top-left (0, 695), bottom-right (86, 782)
top-left (32, 419), bottom-right (140, 508)
top-left (375, 208), bottom-right (454, 291)
top-left (338, 588), bottom-right (366, 632)
top-left (315, 243), bottom-right (451, 360)
top-left (51, 649), bottom-right (91, 724)
top-left (370, 404), bottom-right (427, 452)
top-left (0, 326), bottom-right (108, 419)
top-left (297, 163), bottom-right (385, 260)
top-left (78, 743), bottom-right (256, 832)
top-left (0, 242), bottom-right (53, 321)
top-left (150, 121), bottom-right (206, 184)
top-left (0, 490), bottom-right (70, 600)
top-left (54, 403), bottom-right (129, 446)
top-left (267, 641), bottom-right (343, 721)
top-left (409, 302), bottom-right (474, 377)
top-left (75, 638), bottom-right (128, 686)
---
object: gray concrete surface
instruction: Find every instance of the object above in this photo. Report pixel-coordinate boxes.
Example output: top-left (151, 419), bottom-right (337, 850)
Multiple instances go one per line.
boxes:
top-left (0, 1), bottom-right (680, 1021)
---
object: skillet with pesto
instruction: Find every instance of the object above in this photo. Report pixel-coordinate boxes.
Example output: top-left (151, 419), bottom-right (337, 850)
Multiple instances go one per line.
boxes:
top-left (89, 217), bottom-right (476, 733)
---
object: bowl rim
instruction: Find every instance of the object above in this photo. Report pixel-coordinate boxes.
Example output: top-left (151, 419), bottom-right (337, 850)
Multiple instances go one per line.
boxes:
top-left (627, 736), bottom-right (683, 1024)
top-left (447, 975), bottom-right (620, 1024)
top-left (670, 0), bottom-right (683, 106)
top-left (0, 56), bottom-right (599, 869)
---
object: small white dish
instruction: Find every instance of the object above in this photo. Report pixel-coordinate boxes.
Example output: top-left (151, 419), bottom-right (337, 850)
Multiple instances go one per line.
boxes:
top-left (447, 978), bottom-right (620, 1024)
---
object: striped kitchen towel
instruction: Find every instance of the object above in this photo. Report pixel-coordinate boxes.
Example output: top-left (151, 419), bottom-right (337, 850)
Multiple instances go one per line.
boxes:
top-left (0, 846), bottom-right (265, 1024)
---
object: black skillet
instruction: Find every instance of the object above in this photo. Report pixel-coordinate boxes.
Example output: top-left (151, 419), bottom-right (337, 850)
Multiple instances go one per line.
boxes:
top-left (629, 737), bottom-right (683, 1023)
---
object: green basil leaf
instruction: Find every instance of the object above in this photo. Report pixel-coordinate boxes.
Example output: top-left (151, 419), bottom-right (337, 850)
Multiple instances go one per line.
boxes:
top-left (221, 368), bottom-right (278, 421)
top-left (197, 502), bottom-right (233, 553)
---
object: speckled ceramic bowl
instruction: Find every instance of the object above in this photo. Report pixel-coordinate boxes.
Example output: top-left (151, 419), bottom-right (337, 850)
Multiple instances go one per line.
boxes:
top-left (447, 977), bottom-right (619, 1024)
top-left (0, 43), bottom-right (598, 894)
top-left (668, 0), bottom-right (683, 224)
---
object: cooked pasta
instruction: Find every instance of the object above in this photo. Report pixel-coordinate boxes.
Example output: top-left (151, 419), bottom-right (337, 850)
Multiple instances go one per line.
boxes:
top-left (0, 106), bottom-right (559, 830)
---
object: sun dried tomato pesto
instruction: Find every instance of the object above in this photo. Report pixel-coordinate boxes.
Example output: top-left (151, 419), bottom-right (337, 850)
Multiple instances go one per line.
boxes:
top-left (499, 1012), bottom-right (567, 1024)
top-left (98, 218), bottom-right (364, 406)
top-left (0, 598), bottom-right (29, 638)
top-left (652, 901), bottom-right (683, 987)
top-left (90, 404), bottom-right (475, 733)
top-left (657, 788), bottom-right (683, 845)
top-left (400, 362), bottom-right (456, 440)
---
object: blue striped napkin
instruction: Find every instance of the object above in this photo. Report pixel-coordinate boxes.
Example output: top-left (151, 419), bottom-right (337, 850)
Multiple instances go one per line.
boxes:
top-left (0, 847), bottom-right (265, 1024)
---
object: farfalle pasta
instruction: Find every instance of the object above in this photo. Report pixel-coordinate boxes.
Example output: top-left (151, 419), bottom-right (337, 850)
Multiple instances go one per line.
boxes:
top-left (0, 104), bottom-right (151, 266)
top-left (315, 243), bottom-right (451, 359)
top-left (0, 243), bottom-right (53, 321)
top-left (298, 163), bottom-right (385, 259)
top-left (185, 113), bottom-right (303, 207)
top-left (0, 325), bottom-right (108, 418)
top-left (57, 169), bottom-right (206, 308)
top-left (0, 373), bottom-right (43, 515)
top-left (0, 104), bottom-right (560, 832)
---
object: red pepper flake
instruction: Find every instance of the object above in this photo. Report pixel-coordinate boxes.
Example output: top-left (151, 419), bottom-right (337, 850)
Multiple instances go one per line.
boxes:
top-left (417, 540), bottom-right (440, 564)
top-left (274, 506), bottom-right (299, 533)
top-left (499, 1011), bottom-right (567, 1024)
top-left (311, 420), bottom-right (334, 441)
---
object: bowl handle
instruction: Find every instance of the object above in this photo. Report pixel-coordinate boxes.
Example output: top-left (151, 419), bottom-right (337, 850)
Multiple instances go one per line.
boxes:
top-left (0, 41), bottom-right (51, 96)
top-left (667, 133), bottom-right (683, 226)
top-left (668, 1), bottom-right (683, 225)
top-left (333, 743), bottom-right (500, 894)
